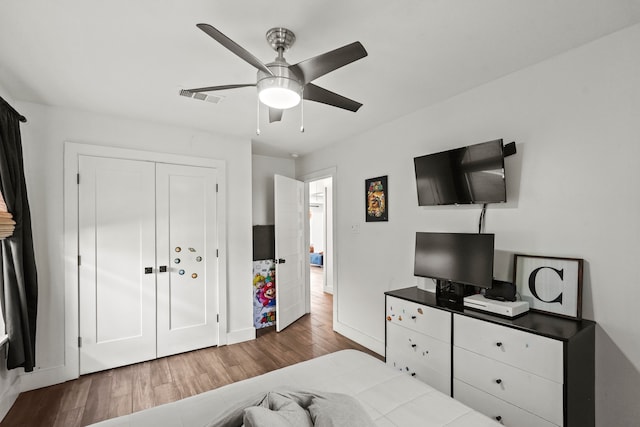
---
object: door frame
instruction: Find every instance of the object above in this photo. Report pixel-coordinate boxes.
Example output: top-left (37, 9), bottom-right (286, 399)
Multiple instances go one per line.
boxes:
top-left (63, 142), bottom-right (228, 381)
top-left (300, 167), bottom-right (337, 325)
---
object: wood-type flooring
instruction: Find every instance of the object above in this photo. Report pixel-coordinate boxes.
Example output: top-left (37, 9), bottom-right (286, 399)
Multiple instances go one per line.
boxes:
top-left (1, 266), bottom-right (380, 426)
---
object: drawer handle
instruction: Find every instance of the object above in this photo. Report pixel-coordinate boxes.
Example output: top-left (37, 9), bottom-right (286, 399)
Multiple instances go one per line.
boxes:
top-left (495, 415), bottom-right (503, 423)
top-left (496, 342), bottom-right (503, 347)
top-left (411, 344), bottom-right (417, 348)
top-left (411, 315), bottom-right (417, 320)
top-left (495, 379), bottom-right (502, 385)
top-left (410, 372), bottom-right (416, 377)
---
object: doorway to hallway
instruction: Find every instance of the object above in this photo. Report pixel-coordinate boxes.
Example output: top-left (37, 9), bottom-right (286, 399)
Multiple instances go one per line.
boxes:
top-left (307, 176), bottom-right (333, 323)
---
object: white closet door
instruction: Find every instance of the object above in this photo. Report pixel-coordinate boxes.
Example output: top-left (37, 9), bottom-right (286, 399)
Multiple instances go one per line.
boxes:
top-left (275, 175), bottom-right (306, 332)
top-left (156, 163), bottom-right (219, 357)
top-left (79, 156), bottom-right (156, 374)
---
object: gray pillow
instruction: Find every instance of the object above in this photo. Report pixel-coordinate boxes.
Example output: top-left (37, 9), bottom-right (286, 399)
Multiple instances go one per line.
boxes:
top-left (308, 393), bottom-right (375, 427)
top-left (242, 392), bottom-right (313, 427)
top-left (243, 406), bottom-right (313, 427)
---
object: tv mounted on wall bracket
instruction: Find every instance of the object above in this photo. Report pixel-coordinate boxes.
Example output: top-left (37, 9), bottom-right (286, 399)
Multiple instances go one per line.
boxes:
top-left (414, 139), bottom-right (507, 206)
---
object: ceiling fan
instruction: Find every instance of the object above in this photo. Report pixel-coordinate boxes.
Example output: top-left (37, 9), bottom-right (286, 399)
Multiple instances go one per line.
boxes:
top-left (185, 24), bottom-right (368, 127)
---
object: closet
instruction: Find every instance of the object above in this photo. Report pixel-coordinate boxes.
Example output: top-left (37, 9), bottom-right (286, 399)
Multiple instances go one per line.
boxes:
top-left (77, 155), bottom-right (219, 374)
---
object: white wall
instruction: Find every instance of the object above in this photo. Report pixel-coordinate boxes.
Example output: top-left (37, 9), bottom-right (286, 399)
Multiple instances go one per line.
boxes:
top-left (297, 23), bottom-right (640, 426)
top-left (11, 102), bottom-right (254, 389)
top-left (309, 177), bottom-right (332, 254)
top-left (251, 155), bottom-right (295, 225)
top-left (0, 83), bottom-right (21, 420)
top-left (309, 204), bottom-right (324, 253)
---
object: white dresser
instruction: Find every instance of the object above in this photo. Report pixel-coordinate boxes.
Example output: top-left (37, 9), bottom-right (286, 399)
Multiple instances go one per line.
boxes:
top-left (385, 287), bottom-right (595, 427)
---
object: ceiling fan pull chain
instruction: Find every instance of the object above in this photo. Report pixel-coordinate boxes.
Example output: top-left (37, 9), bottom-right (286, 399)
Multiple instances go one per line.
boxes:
top-left (300, 87), bottom-right (305, 133)
top-left (256, 97), bottom-right (261, 135)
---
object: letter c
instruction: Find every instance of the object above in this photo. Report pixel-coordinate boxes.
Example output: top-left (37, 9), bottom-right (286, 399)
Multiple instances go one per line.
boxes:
top-left (528, 266), bottom-right (564, 304)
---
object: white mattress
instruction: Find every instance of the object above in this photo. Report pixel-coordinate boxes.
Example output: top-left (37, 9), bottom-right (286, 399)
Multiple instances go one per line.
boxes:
top-left (90, 349), bottom-right (500, 427)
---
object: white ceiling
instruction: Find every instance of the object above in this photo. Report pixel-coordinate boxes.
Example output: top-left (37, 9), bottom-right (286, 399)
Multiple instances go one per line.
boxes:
top-left (2, 0), bottom-right (640, 157)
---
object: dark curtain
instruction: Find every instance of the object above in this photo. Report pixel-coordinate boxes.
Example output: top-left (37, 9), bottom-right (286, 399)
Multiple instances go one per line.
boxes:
top-left (0, 100), bottom-right (38, 372)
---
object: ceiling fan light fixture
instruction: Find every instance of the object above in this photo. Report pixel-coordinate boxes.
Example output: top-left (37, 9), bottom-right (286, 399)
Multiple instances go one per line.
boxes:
top-left (257, 76), bottom-right (301, 109)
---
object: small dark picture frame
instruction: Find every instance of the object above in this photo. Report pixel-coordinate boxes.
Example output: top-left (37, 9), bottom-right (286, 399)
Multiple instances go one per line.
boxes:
top-left (513, 254), bottom-right (584, 320)
top-left (365, 175), bottom-right (388, 222)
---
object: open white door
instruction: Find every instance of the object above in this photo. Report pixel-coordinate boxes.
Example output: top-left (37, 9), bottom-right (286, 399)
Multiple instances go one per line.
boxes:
top-left (78, 156), bottom-right (156, 374)
top-left (274, 175), bottom-right (306, 332)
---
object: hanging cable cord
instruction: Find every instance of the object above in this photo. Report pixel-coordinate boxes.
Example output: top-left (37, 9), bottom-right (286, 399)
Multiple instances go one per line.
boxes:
top-left (478, 203), bottom-right (488, 234)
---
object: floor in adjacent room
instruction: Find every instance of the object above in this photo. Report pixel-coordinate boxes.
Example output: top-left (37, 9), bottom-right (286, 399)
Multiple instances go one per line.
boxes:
top-left (1, 265), bottom-right (379, 427)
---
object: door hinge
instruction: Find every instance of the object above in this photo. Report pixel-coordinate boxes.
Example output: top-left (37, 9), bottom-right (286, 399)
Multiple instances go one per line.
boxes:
top-left (217, 314), bottom-right (219, 323)
top-left (77, 173), bottom-right (80, 184)
top-left (78, 255), bottom-right (81, 266)
top-left (78, 337), bottom-right (82, 348)
top-left (216, 183), bottom-right (219, 193)
top-left (216, 249), bottom-right (219, 258)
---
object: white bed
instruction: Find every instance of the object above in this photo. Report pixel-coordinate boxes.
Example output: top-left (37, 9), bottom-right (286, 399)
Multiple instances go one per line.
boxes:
top-left (90, 349), bottom-right (501, 427)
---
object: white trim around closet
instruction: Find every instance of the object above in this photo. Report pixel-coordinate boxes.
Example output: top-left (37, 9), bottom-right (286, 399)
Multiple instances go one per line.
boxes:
top-left (54, 142), bottom-right (228, 386)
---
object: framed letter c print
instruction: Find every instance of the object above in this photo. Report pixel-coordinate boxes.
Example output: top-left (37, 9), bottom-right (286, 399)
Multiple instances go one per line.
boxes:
top-left (514, 254), bottom-right (584, 320)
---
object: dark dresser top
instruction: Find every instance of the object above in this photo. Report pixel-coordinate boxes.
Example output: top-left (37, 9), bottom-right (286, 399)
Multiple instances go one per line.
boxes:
top-left (386, 286), bottom-right (596, 341)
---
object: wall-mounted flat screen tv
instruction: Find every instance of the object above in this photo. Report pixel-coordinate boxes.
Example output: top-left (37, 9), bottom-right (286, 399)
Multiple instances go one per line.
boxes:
top-left (414, 232), bottom-right (495, 289)
top-left (414, 139), bottom-right (506, 206)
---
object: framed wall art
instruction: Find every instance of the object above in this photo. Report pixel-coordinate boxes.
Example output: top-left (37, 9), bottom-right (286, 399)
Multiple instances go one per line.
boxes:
top-left (365, 175), bottom-right (388, 222)
top-left (514, 254), bottom-right (584, 319)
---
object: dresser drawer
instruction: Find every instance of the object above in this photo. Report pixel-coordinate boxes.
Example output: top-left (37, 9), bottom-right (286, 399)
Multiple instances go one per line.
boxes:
top-left (386, 353), bottom-right (451, 395)
top-left (454, 314), bottom-right (563, 382)
top-left (454, 379), bottom-right (559, 427)
top-left (387, 322), bottom-right (451, 394)
top-left (387, 322), bottom-right (451, 369)
top-left (386, 296), bottom-right (451, 342)
top-left (454, 347), bottom-right (563, 426)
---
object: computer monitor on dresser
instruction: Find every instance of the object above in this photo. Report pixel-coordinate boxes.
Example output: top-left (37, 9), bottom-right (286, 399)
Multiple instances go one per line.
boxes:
top-left (414, 232), bottom-right (495, 303)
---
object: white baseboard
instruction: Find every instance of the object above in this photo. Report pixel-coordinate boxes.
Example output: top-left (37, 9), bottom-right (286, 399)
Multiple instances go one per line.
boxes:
top-left (0, 372), bottom-right (20, 422)
top-left (226, 327), bottom-right (256, 345)
top-left (333, 321), bottom-right (384, 356)
top-left (19, 365), bottom-right (72, 393)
